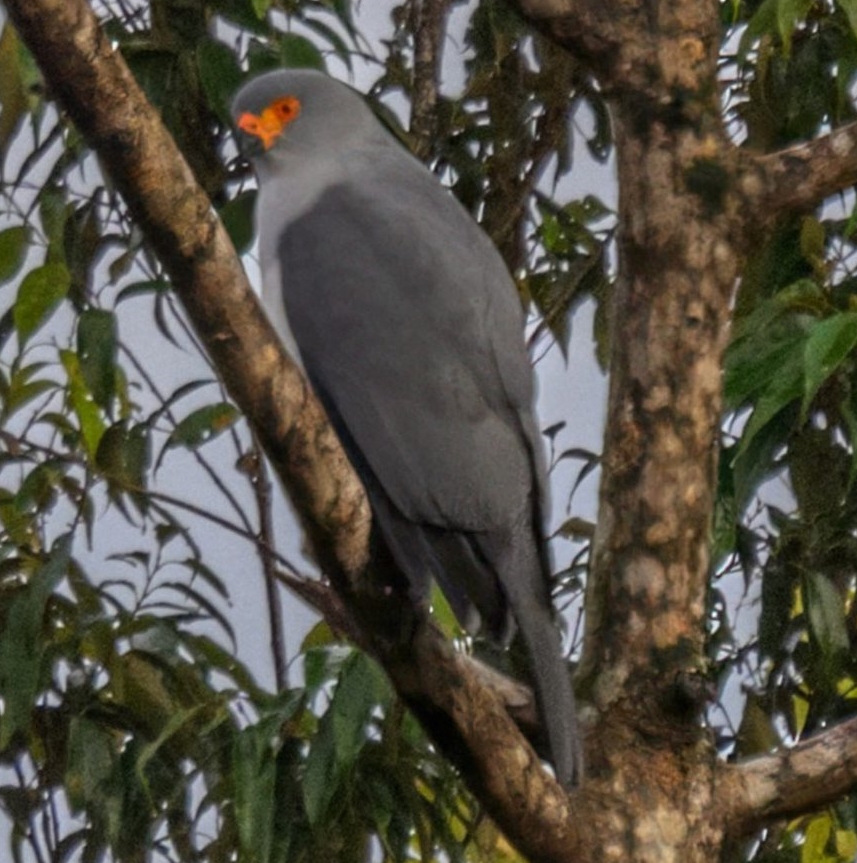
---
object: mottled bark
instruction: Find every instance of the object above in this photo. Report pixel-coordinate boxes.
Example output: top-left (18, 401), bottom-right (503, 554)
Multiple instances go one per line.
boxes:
top-left (4, 0), bottom-right (370, 580)
top-left (718, 715), bottom-right (857, 831)
top-left (408, 0), bottom-right (453, 159)
top-left (3, 1), bottom-right (586, 860)
top-left (8, 0), bottom-right (857, 859)
top-left (739, 120), bottom-right (857, 223)
top-left (509, 0), bottom-right (857, 859)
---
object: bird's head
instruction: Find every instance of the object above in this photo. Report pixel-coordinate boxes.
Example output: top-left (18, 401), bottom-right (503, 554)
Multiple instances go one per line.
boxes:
top-left (231, 69), bottom-right (387, 167)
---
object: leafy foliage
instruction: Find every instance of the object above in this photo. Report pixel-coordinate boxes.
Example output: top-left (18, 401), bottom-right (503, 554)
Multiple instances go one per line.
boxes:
top-left (2, 0), bottom-right (857, 860)
top-left (710, 3), bottom-right (857, 857)
top-left (0, 1), bottom-right (603, 860)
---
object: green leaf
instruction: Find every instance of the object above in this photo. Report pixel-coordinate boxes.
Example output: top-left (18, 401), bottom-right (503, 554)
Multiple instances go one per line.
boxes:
top-left (0, 24), bottom-right (28, 156)
top-left (801, 312), bottom-right (857, 417)
top-left (735, 692), bottom-right (780, 756)
top-left (837, 0), bottom-right (857, 44)
top-left (135, 703), bottom-right (209, 791)
top-left (60, 349), bottom-right (106, 459)
top-left (77, 308), bottom-right (118, 411)
top-left (166, 402), bottom-right (240, 450)
top-left (1, 362), bottom-right (57, 421)
top-left (429, 582), bottom-right (463, 638)
top-left (725, 284), bottom-right (818, 409)
top-left (0, 535), bottom-right (71, 750)
top-left (15, 459), bottom-right (67, 515)
top-left (233, 714), bottom-right (282, 861)
top-left (14, 262), bottom-right (70, 345)
top-left (115, 279), bottom-right (170, 303)
top-left (737, 0), bottom-right (812, 58)
top-left (725, 329), bottom-right (806, 408)
top-left (65, 715), bottom-right (116, 812)
top-left (63, 203), bottom-right (101, 301)
top-left (303, 711), bottom-right (337, 825)
top-left (220, 190), bottom-right (257, 255)
top-left (160, 581), bottom-right (236, 646)
top-left (799, 215), bottom-right (826, 276)
top-left (804, 572), bottom-right (850, 658)
top-left (330, 652), bottom-right (387, 767)
top-left (197, 38), bottom-right (243, 123)
top-left (95, 421), bottom-right (149, 491)
top-left (304, 652), bottom-right (387, 826)
top-left (208, 0), bottom-right (270, 32)
top-left (279, 33), bottom-right (327, 71)
top-left (777, 0), bottom-right (813, 54)
top-left (0, 226), bottom-right (29, 284)
top-left (38, 186), bottom-right (69, 264)
top-left (300, 620), bottom-right (337, 652)
top-left (183, 632), bottom-right (268, 700)
top-left (735, 356), bottom-right (804, 457)
top-left (835, 829), bottom-right (857, 861)
top-left (303, 644), bottom-right (353, 692)
top-left (801, 813), bottom-right (832, 863)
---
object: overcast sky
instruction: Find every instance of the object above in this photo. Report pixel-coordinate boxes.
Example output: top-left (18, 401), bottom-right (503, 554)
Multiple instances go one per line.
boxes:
top-left (0, 3), bottom-right (619, 855)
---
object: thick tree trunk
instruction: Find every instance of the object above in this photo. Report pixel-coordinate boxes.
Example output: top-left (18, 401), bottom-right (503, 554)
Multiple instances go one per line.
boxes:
top-left (570, 3), bottom-right (739, 859)
top-left (7, 0), bottom-right (857, 858)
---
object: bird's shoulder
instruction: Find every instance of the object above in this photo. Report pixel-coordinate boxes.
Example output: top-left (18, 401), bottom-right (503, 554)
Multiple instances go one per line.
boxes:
top-left (290, 147), bottom-right (493, 259)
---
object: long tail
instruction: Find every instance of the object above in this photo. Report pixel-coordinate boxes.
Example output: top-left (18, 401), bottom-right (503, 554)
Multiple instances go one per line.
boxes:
top-left (359, 474), bottom-right (582, 785)
top-left (490, 525), bottom-right (583, 788)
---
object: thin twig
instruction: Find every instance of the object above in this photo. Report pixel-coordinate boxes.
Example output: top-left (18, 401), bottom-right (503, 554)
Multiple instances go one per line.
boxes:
top-left (245, 435), bottom-right (289, 690)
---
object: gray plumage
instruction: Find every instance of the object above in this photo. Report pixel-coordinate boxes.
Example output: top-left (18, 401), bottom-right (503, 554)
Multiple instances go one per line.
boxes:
top-left (232, 69), bottom-right (581, 787)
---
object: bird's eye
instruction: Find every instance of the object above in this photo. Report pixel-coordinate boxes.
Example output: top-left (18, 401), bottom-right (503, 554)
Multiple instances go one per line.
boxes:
top-left (271, 96), bottom-right (299, 119)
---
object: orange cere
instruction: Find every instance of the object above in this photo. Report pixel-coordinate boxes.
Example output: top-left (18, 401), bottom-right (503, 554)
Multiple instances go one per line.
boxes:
top-left (237, 95), bottom-right (301, 150)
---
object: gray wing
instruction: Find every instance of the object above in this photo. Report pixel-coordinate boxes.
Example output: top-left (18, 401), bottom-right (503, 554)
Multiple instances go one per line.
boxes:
top-left (277, 153), bottom-right (539, 536)
top-left (271, 153), bottom-right (581, 785)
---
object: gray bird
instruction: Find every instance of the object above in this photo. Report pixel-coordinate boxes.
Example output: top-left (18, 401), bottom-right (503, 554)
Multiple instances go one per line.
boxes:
top-left (232, 69), bottom-right (581, 788)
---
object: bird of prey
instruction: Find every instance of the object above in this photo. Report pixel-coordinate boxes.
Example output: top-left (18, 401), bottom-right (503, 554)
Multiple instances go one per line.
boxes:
top-left (232, 69), bottom-right (581, 787)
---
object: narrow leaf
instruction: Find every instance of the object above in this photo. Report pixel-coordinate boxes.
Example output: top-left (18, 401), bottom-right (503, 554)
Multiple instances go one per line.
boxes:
top-left (802, 312), bottom-right (857, 417)
top-left (60, 349), bottom-right (106, 458)
top-left (279, 33), bottom-right (326, 71)
top-left (77, 308), bottom-right (118, 411)
top-left (14, 263), bottom-right (70, 345)
top-left (166, 402), bottom-right (239, 450)
top-left (330, 652), bottom-right (387, 767)
top-left (303, 714), bottom-right (337, 825)
top-left (234, 716), bottom-right (280, 860)
top-left (219, 190), bottom-right (257, 255)
top-left (0, 24), bottom-right (27, 155)
top-left (0, 536), bottom-right (71, 749)
top-left (804, 571), bottom-right (850, 668)
top-left (0, 226), bottom-right (29, 284)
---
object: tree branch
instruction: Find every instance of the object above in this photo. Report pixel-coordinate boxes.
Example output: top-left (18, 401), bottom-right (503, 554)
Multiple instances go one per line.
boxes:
top-left (511, 0), bottom-right (626, 77)
top-left (718, 716), bottom-right (857, 834)
top-left (409, 0), bottom-right (452, 160)
top-left (275, 568), bottom-right (544, 737)
top-left (3, 0), bottom-right (586, 858)
top-left (246, 440), bottom-right (289, 690)
top-left (7, 0), bottom-right (371, 581)
top-left (738, 120), bottom-right (857, 224)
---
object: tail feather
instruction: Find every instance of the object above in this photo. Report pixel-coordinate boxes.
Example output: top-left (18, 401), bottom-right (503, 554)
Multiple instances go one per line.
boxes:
top-left (344, 459), bottom-right (581, 786)
top-left (477, 522), bottom-right (582, 788)
top-left (512, 592), bottom-right (582, 787)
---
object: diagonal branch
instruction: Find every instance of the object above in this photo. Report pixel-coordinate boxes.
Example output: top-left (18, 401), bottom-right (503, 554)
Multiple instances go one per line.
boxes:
top-left (512, 0), bottom-right (623, 73)
top-left (3, 0), bottom-right (585, 858)
top-left (718, 716), bottom-right (857, 835)
top-left (738, 120), bottom-right (857, 225)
